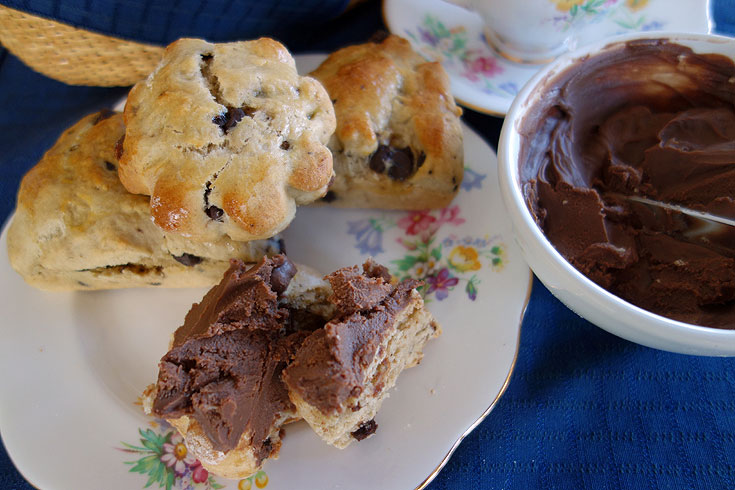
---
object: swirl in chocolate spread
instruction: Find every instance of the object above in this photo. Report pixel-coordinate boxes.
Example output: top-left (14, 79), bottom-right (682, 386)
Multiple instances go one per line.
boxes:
top-left (519, 39), bottom-right (735, 328)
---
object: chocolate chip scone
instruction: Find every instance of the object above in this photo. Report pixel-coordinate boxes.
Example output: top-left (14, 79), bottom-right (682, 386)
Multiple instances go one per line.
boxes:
top-left (283, 260), bottom-right (441, 448)
top-left (143, 256), bottom-right (333, 479)
top-left (310, 35), bottom-right (463, 209)
top-left (120, 38), bottom-right (336, 242)
top-left (7, 111), bottom-right (283, 291)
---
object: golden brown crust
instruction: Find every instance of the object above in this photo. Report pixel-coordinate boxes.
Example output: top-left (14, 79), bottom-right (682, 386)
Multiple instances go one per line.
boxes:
top-left (120, 38), bottom-right (336, 241)
top-left (7, 111), bottom-right (282, 291)
top-left (310, 35), bottom-right (464, 209)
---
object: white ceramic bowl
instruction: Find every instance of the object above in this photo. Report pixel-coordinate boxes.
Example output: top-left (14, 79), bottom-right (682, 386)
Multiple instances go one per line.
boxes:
top-left (498, 32), bottom-right (735, 356)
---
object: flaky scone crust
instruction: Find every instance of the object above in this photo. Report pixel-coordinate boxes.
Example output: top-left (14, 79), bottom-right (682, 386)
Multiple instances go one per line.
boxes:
top-left (310, 35), bottom-right (463, 209)
top-left (7, 112), bottom-right (281, 291)
top-left (119, 38), bottom-right (335, 241)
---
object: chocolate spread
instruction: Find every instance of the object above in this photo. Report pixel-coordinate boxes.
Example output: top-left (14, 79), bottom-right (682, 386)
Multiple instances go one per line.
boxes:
top-left (283, 261), bottom-right (419, 415)
top-left (152, 255), bottom-right (303, 459)
top-left (519, 39), bottom-right (735, 328)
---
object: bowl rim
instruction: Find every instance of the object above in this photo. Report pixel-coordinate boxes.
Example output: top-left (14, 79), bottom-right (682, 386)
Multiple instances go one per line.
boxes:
top-left (498, 31), bottom-right (735, 355)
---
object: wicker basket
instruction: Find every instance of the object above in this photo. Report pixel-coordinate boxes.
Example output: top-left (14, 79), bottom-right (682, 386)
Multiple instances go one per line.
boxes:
top-left (0, 4), bottom-right (164, 86)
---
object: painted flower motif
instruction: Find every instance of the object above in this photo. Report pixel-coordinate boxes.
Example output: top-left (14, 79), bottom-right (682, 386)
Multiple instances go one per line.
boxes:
top-left (641, 20), bottom-right (663, 31)
top-left (425, 268), bottom-right (459, 300)
top-left (448, 246), bottom-right (482, 273)
top-left (417, 26), bottom-right (439, 46)
top-left (552, 0), bottom-right (586, 12)
top-left (254, 472), bottom-right (269, 488)
top-left (161, 433), bottom-right (197, 475)
top-left (625, 0), bottom-right (648, 11)
top-left (398, 211), bottom-right (437, 236)
top-left (190, 461), bottom-right (209, 484)
top-left (411, 261), bottom-right (431, 279)
top-left (489, 244), bottom-right (507, 271)
top-left (348, 219), bottom-right (384, 255)
top-left (498, 82), bottom-right (519, 95)
top-left (120, 423), bottom-right (228, 490)
top-left (460, 167), bottom-right (486, 191)
top-left (469, 56), bottom-right (503, 77)
top-left (437, 206), bottom-right (465, 227)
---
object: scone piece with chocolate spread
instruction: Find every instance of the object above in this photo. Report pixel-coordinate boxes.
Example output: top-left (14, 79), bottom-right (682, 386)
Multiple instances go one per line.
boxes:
top-left (310, 35), bottom-right (463, 209)
top-left (283, 260), bottom-right (441, 448)
top-left (144, 255), bottom-right (331, 479)
top-left (7, 111), bottom-right (282, 291)
top-left (120, 38), bottom-right (336, 242)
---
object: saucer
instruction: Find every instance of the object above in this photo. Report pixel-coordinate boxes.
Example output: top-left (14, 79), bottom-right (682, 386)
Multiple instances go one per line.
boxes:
top-left (383, 0), bottom-right (712, 116)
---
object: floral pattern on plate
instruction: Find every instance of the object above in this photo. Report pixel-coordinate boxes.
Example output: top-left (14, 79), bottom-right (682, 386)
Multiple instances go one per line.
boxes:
top-left (405, 15), bottom-right (519, 98)
top-left (550, 0), bottom-right (662, 32)
top-left (346, 164), bottom-right (505, 302)
top-left (118, 416), bottom-right (268, 490)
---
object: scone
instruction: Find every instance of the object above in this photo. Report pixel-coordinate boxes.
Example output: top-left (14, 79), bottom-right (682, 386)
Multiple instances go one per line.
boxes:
top-left (119, 38), bottom-right (336, 242)
top-left (144, 255), bottom-right (332, 479)
top-left (7, 111), bottom-right (283, 291)
top-left (310, 35), bottom-right (463, 209)
top-left (283, 260), bottom-right (441, 448)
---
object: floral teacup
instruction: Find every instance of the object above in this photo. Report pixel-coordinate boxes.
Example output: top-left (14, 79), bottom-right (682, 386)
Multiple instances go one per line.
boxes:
top-left (442, 0), bottom-right (648, 64)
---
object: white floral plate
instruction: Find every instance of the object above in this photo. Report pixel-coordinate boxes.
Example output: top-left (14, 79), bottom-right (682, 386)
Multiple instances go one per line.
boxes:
top-left (0, 55), bottom-right (531, 490)
top-left (383, 0), bottom-right (712, 115)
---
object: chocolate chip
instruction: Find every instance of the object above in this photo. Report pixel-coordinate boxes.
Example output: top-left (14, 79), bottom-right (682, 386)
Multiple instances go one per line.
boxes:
top-left (201, 54), bottom-right (213, 62)
top-left (387, 148), bottom-right (414, 180)
top-left (369, 145), bottom-right (416, 181)
top-left (280, 140), bottom-right (290, 150)
top-left (322, 191), bottom-right (337, 203)
top-left (351, 419), bottom-right (378, 441)
top-left (105, 161), bottom-right (116, 171)
top-left (369, 146), bottom-right (389, 173)
top-left (114, 135), bottom-right (125, 160)
top-left (206, 206), bottom-right (224, 221)
top-left (417, 151), bottom-right (426, 168)
top-left (173, 253), bottom-right (203, 266)
top-left (223, 107), bottom-right (245, 132)
top-left (203, 181), bottom-right (224, 221)
top-left (213, 106), bottom-right (253, 133)
top-left (149, 282), bottom-right (162, 286)
top-left (270, 256), bottom-right (297, 295)
top-left (77, 281), bottom-right (89, 287)
top-left (278, 238), bottom-right (286, 254)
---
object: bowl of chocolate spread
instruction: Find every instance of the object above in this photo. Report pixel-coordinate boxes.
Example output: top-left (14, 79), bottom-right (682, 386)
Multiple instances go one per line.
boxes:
top-left (498, 33), bottom-right (735, 355)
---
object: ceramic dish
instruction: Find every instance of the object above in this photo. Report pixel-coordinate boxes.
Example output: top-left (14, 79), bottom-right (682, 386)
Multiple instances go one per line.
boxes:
top-left (0, 56), bottom-right (532, 487)
top-left (383, 0), bottom-right (712, 116)
top-left (498, 32), bottom-right (735, 356)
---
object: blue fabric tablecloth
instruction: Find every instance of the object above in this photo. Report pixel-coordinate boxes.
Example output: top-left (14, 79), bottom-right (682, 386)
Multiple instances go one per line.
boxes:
top-left (1, 1), bottom-right (735, 489)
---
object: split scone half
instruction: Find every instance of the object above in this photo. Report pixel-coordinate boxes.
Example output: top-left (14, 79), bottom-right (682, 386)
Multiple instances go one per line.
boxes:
top-left (143, 255), bottom-right (332, 479)
top-left (283, 260), bottom-right (441, 448)
top-left (7, 111), bottom-right (283, 291)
